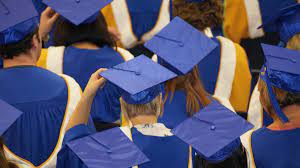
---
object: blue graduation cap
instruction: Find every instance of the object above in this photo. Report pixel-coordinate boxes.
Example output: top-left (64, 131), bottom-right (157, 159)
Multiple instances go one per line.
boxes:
top-left (0, 99), bottom-right (23, 135)
top-left (172, 100), bottom-right (253, 158)
top-left (259, 3), bottom-right (300, 44)
top-left (42, 0), bottom-right (112, 25)
top-left (260, 43), bottom-right (300, 123)
top-left (0, 0), bottom-right (39, 45)
top-left (66, 127), bottom-right (149, 168)
top-left (144, 17), bottom-right (218, 75)
top-left (100, 55), bottom-right (177, 104)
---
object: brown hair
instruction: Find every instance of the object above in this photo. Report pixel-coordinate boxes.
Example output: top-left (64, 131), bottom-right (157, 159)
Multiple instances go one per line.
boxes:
top-left (258, 78), bottom-right (300, 119)
top-left (0, 138), bottom-right (18, 168)
top-left (172, 0), bottom-right (223, 31)
top-left (164, 67), bottom-right (211, 116)
top-left (0, 28), bottom-right (40, 59)
top-left (120, 94), bottom-right (163, 120)
top-left (53, 12), bottom-right (115, 48)
top-left (286, 33), bottom-right (300, 51)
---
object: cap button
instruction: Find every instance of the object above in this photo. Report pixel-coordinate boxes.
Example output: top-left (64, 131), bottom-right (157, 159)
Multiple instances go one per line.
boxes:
top-left (75, 0), bottom-right (80, 3)
top-left (210, 125), bottom-right (216, 131)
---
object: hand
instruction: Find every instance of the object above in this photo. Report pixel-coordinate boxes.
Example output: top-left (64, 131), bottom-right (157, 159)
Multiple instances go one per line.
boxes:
top-left (82, 68), bottom-right (107, 100)
top-left (108, 27), bottom-right (121, 42)
top-left (39, 7), bottom-right (59, 40)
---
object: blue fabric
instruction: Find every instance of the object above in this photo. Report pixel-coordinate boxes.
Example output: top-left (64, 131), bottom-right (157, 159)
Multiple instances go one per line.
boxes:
top-left (63, 46), bottom-right (125, 123)
top-left (0, 66), bottom-right (94, 166)
top-left (199, 139), bottom-right (241, 162)
top-left (32, 0), bottom-right (47, 15)
top-left (0, 17), bottom-right (38, 45)
top-left (57, 124), bottom-right (92, 168)
top-left (252, 127), bottom-right (300, 168)
top-left (261, 68), bottom-right (289, 122)
top-left (259, 0), bottom-right (297, 32)
top-left (263, 111), bottom-right (274, 127)
top-left (198, 37), bottom-right (221, 94)
top-left (131, 127), bottom-right (190, 168)
top-left (159, 89), bottom-right (190, 129)
top-left (126, 0), bottom-right (163, 40)
top-left (122, 84), bottom-right (162, 105)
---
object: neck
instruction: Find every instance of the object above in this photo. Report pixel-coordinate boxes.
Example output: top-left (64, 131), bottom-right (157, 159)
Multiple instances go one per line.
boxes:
top-left (269, 105), bottom-right (300, 130)
top-left (3, 53), bottom-right (36, 68)
top-left (130, 115), bottom-right (158, 126)
top-left (72, 42), bottom-right (100, 50)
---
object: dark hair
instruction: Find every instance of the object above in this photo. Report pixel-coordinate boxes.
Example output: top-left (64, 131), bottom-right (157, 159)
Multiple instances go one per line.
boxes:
top-left (0, 28), bottom-right (39, 59)
top-left (0, 138), bottom-right (18, 168)
top-left (172, 0), bottom-right (223, 31)
top-left (53, 12), bottom-right (115, 48)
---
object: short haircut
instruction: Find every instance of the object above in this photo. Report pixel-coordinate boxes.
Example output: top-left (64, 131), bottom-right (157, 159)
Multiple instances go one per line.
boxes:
top-left (0, 28), bottom-right (39, 59)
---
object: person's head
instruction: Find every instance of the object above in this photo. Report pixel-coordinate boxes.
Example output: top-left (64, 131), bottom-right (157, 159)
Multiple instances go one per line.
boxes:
top-left (0, 138), bottom-right (18, 168)
top-left (120, 93), bottom-right (163, 121)
top-left (172, 0), bottom-right (223, 31)
top-left (53, 12), bottom-right (115, 48)
top-left (0, 20), bottom-right (42, 62)
top-left (258, 78), bottom-right (300, 120)
top-left (286, 33), bottom-right (300, 50)
top-left (164, 66), bottom-right (211, 116)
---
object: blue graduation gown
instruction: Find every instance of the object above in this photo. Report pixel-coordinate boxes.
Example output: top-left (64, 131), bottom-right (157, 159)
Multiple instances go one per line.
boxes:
top-left (0, 66), bottom-right (95, 166)
top-left (57, 124), bottom-right (92, 168)
top-left (251, 127), bottom-right (300, 168)
top-left (62, 46), bottom-right (125, 123)
top-left (131, 124), bottom-right (190, 168)
top-left (126, 0), bottom-right (172, 40)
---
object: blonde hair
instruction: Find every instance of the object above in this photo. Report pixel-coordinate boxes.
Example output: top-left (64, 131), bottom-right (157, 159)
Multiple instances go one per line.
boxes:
top-left (286, 33), bottom-right (300, 51)
top-left (120, 94), bottom-right (163, 121)
top-left (164, 67), bottom-right (211, 116)
top-left (258, 78), bottom-right (300, 119)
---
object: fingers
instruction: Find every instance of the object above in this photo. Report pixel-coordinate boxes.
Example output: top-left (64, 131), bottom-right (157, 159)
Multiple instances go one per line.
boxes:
top-left (49, 13), bottom-right (60, 23)
top-left (92, 68), bottom-right (107, 79)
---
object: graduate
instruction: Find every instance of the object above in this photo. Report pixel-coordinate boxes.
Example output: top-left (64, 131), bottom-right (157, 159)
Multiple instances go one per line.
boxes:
top-left (242, 44), bottom-right (300, 168)
top-left (0, 1), bottom-right (95, 167)
top-left (248, 4), bottom-right (300, 129)
top-left (101, 0), bottom-right (172, 56)
top-left (38, 0), bottom-right (134, 127)
top-left (144, 17), bottom-right (239, 129)
top-left (223, 0), bottom-right (298, 43)
top-left (58, 56), bottom-right (194, 167)
top-left (171, 0), bottom-right (252, 114)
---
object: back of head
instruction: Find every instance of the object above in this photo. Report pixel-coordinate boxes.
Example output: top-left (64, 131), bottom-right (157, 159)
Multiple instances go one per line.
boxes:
top-left (53, 12), bottom-right (115, 48)
top-left (0, 28), bottom-right (40, 60)
top-left (258, 78), bottom-right (300, 120)
top-left (120, 94), bottom-right (162, 121)
top-left (172, 0), bottom-right (223, 31)
top-left (164, 66), bottom-right (211, 116)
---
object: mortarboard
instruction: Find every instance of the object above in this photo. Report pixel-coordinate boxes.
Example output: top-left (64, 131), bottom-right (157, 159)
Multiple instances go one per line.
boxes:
top-left (144, 17), bottom-right (218, 75)
top-left (260, 43), bottom-right (300, 123)
top-left (42, 0), bottom-right (112, 25)
top-left (0, 99), bottom-right (23, 135)
top-left (100, 55), bottom-right (177, 104)
top-left (66, 127), bottom-right (149, 168)
top-left (258, 3), bottom-right (300, 44)
top-left (0, 0), bottom-right (39, 45)
top-left (172, 100), bottom-right (253, 158)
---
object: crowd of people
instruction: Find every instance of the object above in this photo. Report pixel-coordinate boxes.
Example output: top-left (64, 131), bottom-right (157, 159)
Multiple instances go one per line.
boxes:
top-left (0, 0), bottom-right (299, 167)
